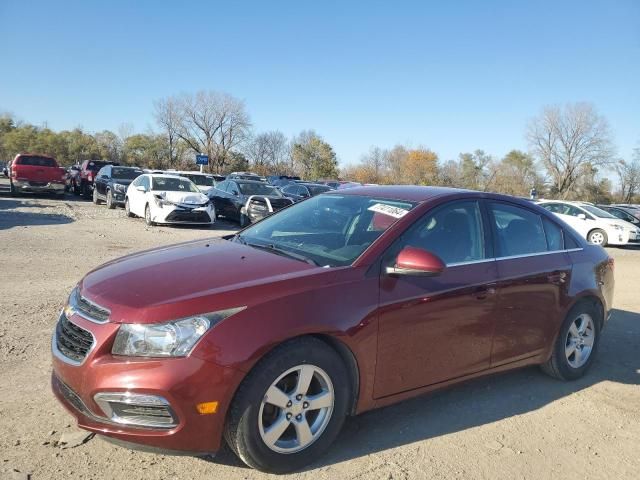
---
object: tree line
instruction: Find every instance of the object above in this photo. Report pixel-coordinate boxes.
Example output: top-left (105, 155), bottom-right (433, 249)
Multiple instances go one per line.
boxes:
top-left (1, 95), bottom-right (638, 203)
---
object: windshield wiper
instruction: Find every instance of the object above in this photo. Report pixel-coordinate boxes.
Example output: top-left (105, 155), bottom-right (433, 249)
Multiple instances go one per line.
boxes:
top-left (245, 241), bottom-right (320, 266)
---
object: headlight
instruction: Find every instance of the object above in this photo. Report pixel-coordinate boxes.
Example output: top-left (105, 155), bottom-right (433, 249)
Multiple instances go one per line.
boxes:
top-left (153, 195), bottom-right (173, 207)
top-left (111, 307), bottom-right (245, 357)
top-left (609, 224), bottom-right (623, 231)
top-left (113, 183), bottom-right (126, 193)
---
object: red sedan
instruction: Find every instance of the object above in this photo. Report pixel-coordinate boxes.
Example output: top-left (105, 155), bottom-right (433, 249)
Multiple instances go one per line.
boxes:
top-left (51, 186), bottom-right (614, 473)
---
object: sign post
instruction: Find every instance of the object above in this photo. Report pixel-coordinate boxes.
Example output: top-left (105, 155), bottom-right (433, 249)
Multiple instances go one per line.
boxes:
top-left (196, 154), bottom-right (209, 174)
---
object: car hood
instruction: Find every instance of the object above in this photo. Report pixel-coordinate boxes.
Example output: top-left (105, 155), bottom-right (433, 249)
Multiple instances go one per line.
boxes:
top-left (153, 190), bottom-right (209, 204)
top-left (79, 239), bottom-right (319, 324)
top-left (604, 218), bottom-right (637, 231)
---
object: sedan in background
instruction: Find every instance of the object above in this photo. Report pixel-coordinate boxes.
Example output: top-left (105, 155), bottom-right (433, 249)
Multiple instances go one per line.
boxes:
top-left (597, 205), bottom-right (640, 227)
top-left (166, 171), bottom-right (216, 196)
top-left (51, 186), bottom-right (614, 473)
top-left (538, 200), bottom-right (639, 246)
top-left (209, 179), bottom-right (292, 226)
top-left (93, 165), bottom-right (143, 208)
top-left (125, 174), bottom-right (215, 226)
top-left (280, 182), bottom-right (333, 202)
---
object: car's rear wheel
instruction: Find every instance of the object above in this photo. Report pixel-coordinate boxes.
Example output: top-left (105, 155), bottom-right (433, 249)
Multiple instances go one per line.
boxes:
top-left (73, 181), bottom-right (80, 195)
top-left (541, 301), bottom-right (601, 380)
top-left (92, 188), bottom-right (101, 205)
top-left (106, 190), bottom-right (115, 209)
top-left (225, 337), bottom-right (350, 474)
top-left (588, 229), bottom-right (607, 246)
top-left (9, 181), bottom-right (17, 196)
top-left (125, 198), bottom-right (134, 217)
top-left (144, 204), bottom-right (155, 226)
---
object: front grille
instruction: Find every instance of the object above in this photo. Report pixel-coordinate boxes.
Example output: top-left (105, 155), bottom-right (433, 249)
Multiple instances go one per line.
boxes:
top-left (165, 210), bottom-right (211, 223)
top-left (55, 313), bottom-right (94, 363)
top-left (29, 181), bottom-right (48, 187)
top-left (73, 288), bottom-right (110, 323)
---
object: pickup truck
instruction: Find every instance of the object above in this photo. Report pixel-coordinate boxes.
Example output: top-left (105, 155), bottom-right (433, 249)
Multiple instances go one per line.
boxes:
top-left (74, 160), bottom-right (119, 198)
top-left (9, 153), bottom-right (67, 196)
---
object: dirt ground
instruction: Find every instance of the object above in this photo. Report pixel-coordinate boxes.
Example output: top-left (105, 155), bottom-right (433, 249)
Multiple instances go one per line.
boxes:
top-left (1, 189), bottom-right (639, 480)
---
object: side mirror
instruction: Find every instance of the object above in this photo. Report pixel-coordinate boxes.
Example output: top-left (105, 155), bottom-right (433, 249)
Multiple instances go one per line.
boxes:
top-left (577, 213), bottom-right (587, 220)
top-left (136, 185), bottom-right (146, 192)
top-left (231, 190), bottom-right (239, 196)
top-left (386, 246), bottom-right (445, 277)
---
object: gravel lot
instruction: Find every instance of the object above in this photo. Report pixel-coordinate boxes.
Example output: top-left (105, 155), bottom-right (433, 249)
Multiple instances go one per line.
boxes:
top-left (1, 188), bottom-right (639, 480)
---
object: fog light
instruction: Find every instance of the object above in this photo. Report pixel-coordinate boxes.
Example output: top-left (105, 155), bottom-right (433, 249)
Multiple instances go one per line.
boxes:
top-left (196, 401), bottom-right (218, 415)
top-left (94, 392), bottom-right (177, 428)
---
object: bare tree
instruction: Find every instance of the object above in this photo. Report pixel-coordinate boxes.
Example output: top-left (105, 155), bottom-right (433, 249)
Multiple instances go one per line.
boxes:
top-left (616, 149), bottom-right (640, 203)
top-left (244, 131), bottom-right (290, 174)
top-left (153, 97), bottom-right (181, 167)
top-left (527, 103), bottom-right (615, 198)
top-left (172, 91), bottom-right (251, 173)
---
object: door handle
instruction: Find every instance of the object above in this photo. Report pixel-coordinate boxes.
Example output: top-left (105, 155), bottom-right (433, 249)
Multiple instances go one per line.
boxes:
top-left (548, 272), bottom-right (567, 285)
top-left (472, 285), bottom-right (496, 300)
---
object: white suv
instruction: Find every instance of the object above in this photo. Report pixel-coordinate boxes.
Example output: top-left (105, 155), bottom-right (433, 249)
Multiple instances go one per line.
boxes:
top-left (537, 200), bottom-right (639, 246)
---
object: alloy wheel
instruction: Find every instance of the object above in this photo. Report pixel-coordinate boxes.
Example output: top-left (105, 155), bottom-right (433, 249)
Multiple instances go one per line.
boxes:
top-left (565, 313), bottom-right (595, 368)
top-left (589, 231), bottom-right (605, 245)
top-left (258, 364), bottom-right (334, 454)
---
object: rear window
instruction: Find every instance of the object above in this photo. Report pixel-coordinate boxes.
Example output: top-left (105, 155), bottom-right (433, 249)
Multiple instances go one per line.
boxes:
top-left (87, 161), bottom-right (109, 171)
top-left (112, 167), bottom-right (143, 180)
top-left (16, 156), bottom-right (56, 167)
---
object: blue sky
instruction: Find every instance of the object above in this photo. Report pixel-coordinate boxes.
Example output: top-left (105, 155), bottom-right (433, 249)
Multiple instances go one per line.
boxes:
top-left (0, 0), bottom-right (638, 167)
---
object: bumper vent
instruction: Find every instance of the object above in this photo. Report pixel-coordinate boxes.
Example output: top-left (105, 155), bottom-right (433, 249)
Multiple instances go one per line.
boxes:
top-left (55, 313), bottom-right (94, 363)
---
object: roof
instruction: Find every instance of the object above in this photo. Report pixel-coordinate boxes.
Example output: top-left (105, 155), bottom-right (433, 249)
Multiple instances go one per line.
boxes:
top-left (327, 185), bottom-right (476, 202)
top-left (230, 179), bottom-right (270, 185)
top-left (143, 173), bottom-right (190, 180)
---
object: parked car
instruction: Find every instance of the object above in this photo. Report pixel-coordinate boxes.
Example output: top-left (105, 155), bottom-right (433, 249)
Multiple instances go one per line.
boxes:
top-left (165, 171), bottom-right (216, 196)
top-left (8, 153), bottom-right (66, 196)
top-left (2, 160), bottom-right (11, 177)
top-left (597, 205), bottom-right (640, 226)
top-left (51, 186), bottom-right (614, 473)
top-left (267, 174), bottom-right (301, 185)
top-left (64, 165), bottom-right (81, 192)
top-left (537, 200), bottom-right (639, 246)
top-left (337, 181), bottom-right (362, 189)
top-left (209, 179), bottom-right (293, 226)
top-left (610, 204), bottom-right (640, 220)
top-left (227, 171), bottom-right (263, 181)
top-left (75, 160), bottom-right (120, 198)
top-left (93, 165), bottom-right (143, 209)
top-left (280, 182), bottom-right (333, 202)
top-left (125, 174), bottom-right (215, 226)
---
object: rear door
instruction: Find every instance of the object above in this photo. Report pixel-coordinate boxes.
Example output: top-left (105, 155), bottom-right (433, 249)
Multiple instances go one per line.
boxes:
top-left (487, 201), bottom-right (572, 365)
top-left (375, 200), bottom-right (498, 398)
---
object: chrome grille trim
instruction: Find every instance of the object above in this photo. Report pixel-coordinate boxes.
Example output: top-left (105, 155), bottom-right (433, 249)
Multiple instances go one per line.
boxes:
top-left (52, 312), bottom-right (96, 366)
top-left (70, 288), bottom-right (110, 323)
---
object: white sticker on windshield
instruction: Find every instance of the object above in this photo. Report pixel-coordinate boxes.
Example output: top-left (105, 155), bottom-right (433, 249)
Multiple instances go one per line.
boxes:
top-left (368, 203), bottom-right (409, 219)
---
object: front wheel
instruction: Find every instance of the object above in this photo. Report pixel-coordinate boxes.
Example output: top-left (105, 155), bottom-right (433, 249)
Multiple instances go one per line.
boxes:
top-left (541, 302), bottom-right (601, 381)
top-left (106, 190), bottom-right (115, 209)
top-left (588, 229), bottom-right (607, 246)
top-left (144, 204), bottom-right (155, 226)
top-left (125, 198), bottom-right (134, 217)
top-left (92, 188), bottom-right (101, 204)
top-left (225, 337), bottom-right (350, 474)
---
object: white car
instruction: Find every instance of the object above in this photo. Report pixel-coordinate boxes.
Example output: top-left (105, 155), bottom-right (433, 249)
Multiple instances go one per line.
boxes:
top-left (125, 174), bottom-right (215, 226)
top-left (537, 200), bottom-right (640, 246)
top-left (165, 170), bottom-right (217, 196)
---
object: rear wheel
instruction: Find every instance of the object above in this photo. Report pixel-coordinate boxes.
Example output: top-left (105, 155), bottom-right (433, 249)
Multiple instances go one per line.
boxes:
top-left (82, 182), bottom-right (91, 199)
top-left (106, 190), bottom-right (115, 209)
top-left (73, 181), bottom-right (80, 195)
top-left (144, 204), bottom-right (155, 226)
top-left (125, 198), bottom-right (134, 217)
top-left (225, 337), bottom-right (350, 474)
top-left (541, 302), bottom-right (601, 380)
top-left (588, 229), bottom-right (607, 246)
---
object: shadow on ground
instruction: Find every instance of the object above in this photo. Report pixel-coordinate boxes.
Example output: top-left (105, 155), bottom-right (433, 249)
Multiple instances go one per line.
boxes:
top-left (0, 196), bottom-right (74, 230)
top-left (206, 308), bottom-right (640, 470)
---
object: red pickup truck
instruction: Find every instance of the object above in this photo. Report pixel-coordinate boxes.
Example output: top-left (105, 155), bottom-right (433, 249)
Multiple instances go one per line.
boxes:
top-left (9, 153), bottom-right (67, 196)
top-left (73, 160), bottom-right (119, 198)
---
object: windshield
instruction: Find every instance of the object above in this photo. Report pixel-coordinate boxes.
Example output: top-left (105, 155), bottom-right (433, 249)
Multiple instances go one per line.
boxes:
top-left (237, 194), bottom-right (415, 267)
top-left (182, 174), bottom-right (214, 186)
top-left (112, 167), bottom-right (143, 180)
top-left (151, 176), bottom-right (200, 193)
top-left (238, 183), bottom-right (282, 196)
top-left (582, 205), bottom-right (616, 219)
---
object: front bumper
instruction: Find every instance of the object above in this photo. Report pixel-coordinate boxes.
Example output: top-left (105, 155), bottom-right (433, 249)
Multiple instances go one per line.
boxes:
top-left (12, 180), bottom-right (65, 193)
top-left (151, 203), bottom-right (215, 225)
top-left (51, 312), bottom-right (242, 454)
top-left (607, 229), bottom-right (631, 245)
top-left (111, 190), bottom-right (127, 205)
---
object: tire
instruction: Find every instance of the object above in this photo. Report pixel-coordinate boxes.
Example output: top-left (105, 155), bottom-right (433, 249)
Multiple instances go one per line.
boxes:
top-left (125, 198), bottom-right (134, 217)
top-left (541, 301), bottom-right (601, 381)
top-left (588, 229), bottom-right (607, 246)
top-left (225, 337), bottom-right (350, 474)
top-left (82, 182), bottom-right (91, 199)
top-left (144, 204), bottom-right (155, 226)
top-left (92, 188), bottom-right (101, 205)
top-left (239, 212), bottom-right (250, 227)
top-left (106, 190), bottom-right (115, 209)
top-left (73, 181), bottom-right (80, 196)
top-left (9, 180), bottom-right (17, 196)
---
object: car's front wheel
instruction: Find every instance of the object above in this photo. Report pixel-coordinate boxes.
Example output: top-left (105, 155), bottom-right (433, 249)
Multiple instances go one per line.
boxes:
top-left (125, 198), bottom-right (134, 217)
top-left (144, 204), bottom-right (155, 226)
top-left (106, 190), bottom-right (115, 209)
top-left (541, 301), bottom-right (601, 380)
top-left (225, 337), bottom-right (350, 473)
top-left (588, 229), bottom-right (608, 246)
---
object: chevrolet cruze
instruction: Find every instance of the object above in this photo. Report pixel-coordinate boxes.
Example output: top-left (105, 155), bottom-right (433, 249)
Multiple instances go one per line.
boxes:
top-left (51, 186), bottom-right (614, 473)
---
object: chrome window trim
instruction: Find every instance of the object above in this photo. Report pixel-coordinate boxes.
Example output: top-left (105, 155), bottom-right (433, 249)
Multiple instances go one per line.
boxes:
top-left (444, 247), bottom-right (584, 267)
top-left (51, 312), bottom-right (96, 367)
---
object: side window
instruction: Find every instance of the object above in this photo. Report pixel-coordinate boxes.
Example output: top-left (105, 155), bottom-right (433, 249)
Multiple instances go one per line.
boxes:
top-left (403, 201), bottom-right (485, 265)
top-left (97, 166), bottom-right (107, 177)
top-left (542, 217), bottom-right (564, 251)
top-left (229, 182), bottom-right (239, 195)
top-left (142, 176), bottom-right (150, 190)
top-left (283, 185), bottom-right (295, 194)
top-left (217, 181), bottom-right (228, 192)
top-left (490, 202), bottom-right (547, 257)
top-left (131, 176), bottom-right (141, 187)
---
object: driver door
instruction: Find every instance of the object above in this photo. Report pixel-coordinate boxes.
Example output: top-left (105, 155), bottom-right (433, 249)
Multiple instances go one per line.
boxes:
top-left (374, 200), bottom-right (498, 398)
